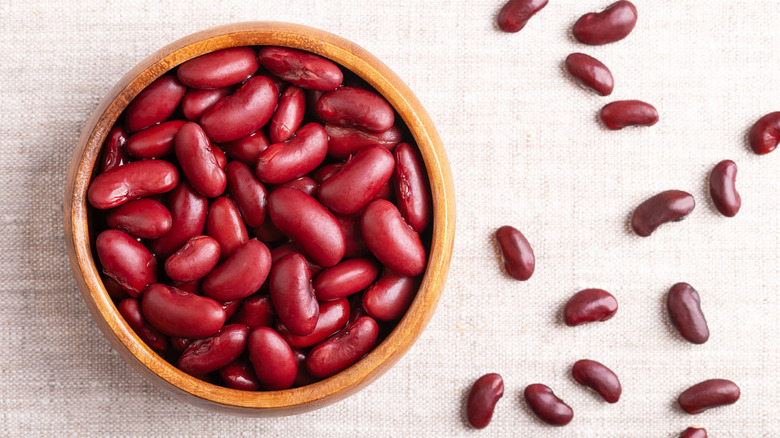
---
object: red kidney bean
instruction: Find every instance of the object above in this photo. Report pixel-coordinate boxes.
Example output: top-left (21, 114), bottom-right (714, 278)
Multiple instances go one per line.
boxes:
top-left (255, 123), bottom-right (329, 184)
top-left (497, 0), bottom-right (548, 33)
top-left (372, 179), bottom-right (395, 202)
top-left (524, 384), bottom-right (573, 426)
top-left (200, 75), bottom-right (278, 143)
top-left (466, 373), bottom-right (504, 429)
top-left (362, 268), bottom-right (419, 321)
top-left (316, 87), bottom-right (395, 133)
top-left (258, 46), bottom-right (343, 91)
top-left (178, 324), bottom-right (249, 376)
top-left (205, 196), bottom-right (248, 260)
top-left (174, 122), bottom-right (226, 198)
top-left (269, 253), bottom-right (319, 336)
top-left (219, 358), bottom-right (261, 390)
top-left (709, 160), bottom-right (741, 217)
top-left (572, 359), bottom-right (622, 403)
top-left (573, 1), bottom-right (638, 45)
top-left (361, 200), bottom-right (426, 276)
top-left (314, 258), bottom-right (380, 301)
top-left (565, 53), bottom-right (614, 96)
top-left (177, 47), bottom-right (259, 89)
top-left (312, 163), bottom-right (343, 184)
top-left (148, 180), bottom-right (208, 259)
top-left (270, 85), bottom-right (305, 144)
top-left (102, 275), bottom-right (128, 301)
top-left (278, 298), bottom-right (349, 349)
top-left (117, 298), bottom-right (169, 351)
top-left (306, 315), bottom-right (378, 378)
top-left (221, 299), bottom-right (242, 320)
top-left (163, 235), bottom-right (221, 282)
top-left (678, 379), bottom-right (740, 414)
top-left (96, 230), bottom-right (157, 296)
top-left (292, 349), bottom-right (317, 387)
top-left (202, 239), bottom-right (272, 302)
top-left (141, 283), bottom-right (225, 338)
top-left (225, 161), bottom-right (267, 228)
top-left (88, 159), bottom-right (179, 210)
top-left (335, 213), bottom-right (370, 258)
top-left (252, 219), bottom-right (287, 244)
top-left (125, 120), bottom-right (186, 159)
top-left (172, 279), bottom-right (201, 294)
top-left (229, 294), bottom-right (276, 329)
top-left (279, 176), bottom-right (318, 198)
top-left (170, 336), bottom-right (193, 352)
top-left (749, 112), bottom-right (780, 154)
top-left (100, 126), bottom-right (128, 173)
top-left (325, 123), bottom-right (403, 160)
top-left (393, 143), bottom-right (431, 232)
top-left (212, 143), bottom-right (227, 169)
top-left (680, 427), bottom-right (707, 438)
top-left (667, 282), bottom-right (709, 344)
top-left (181, 87), bottom-right (233, 121)
top-left (600, 100), bottom-right (658, 130)
top-left (495, 225), bottom-right (535, 281)
top-left (124, 75), bottom-right (186, 133)
top-left (220, 129), bottom-right (270, 165)
top-left (247, 327), bottom-right (297, 390)
top-left (270, 242), bottom-right (323, 276)
top-left (267, 187), bottom-right (346, 267)
top-left (631, 190), bottom-right (695, 237)
top-left (105, 198), bottom-right (172, 239)
top-left (319, 145), bottom-right (396, 215)
top-left (564, 289), bottom-right (618, 326)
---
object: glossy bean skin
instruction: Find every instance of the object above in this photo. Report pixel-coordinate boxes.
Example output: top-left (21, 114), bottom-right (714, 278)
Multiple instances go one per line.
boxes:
top-left (565, 53), bottom-right (614, 96)
top-left (100, 126), bottom-right (128, 173)
top-left (306, 315), bottom-right (379, 379)
top-left (258, 46), bottom-right (343, 91)
top-left (225, 161), bottom-right (267, 228)
top-left (181, 87), bottom-right (232, 121)
top-left (278, 298), bottom-right (349, 349)
top-left (88, 159), bottom-right (179, 210)
top-left (164, 235), bottom-right (221, 282)
top-left (175, 122), bottom-right (227, 198)
top-left (247, 327), bottom-right (297, 390)
top-left (141, 283), bottom-right (225, 339)
top-left (316, 87), bottom-right (395, 133)
top-left (106, 198), bottom-right (172, 239)
top-left (202, 239), bottom-right (272, 302)
top-left (200, 75), bottom-right (278, 142)
top-left (219, 358), bottom-right (261, 390)
top-left (572, 359), bottom-right (622, 403)
top-left (524, 384), bottom-right (573, 426)
top-left (212, 143), bottom-right (227, 168)
top-left (325, 123), bottom-right (402, 160)
top-left (631, 190), bottom-right (695, 237)
top-left (117, 298), bottom-right (169, 351)
top-left (678, 379), bottom-right (740, 414)
top-left (279, 176), bottom-right (318, 198)
top-left (667, 283), bottom-right (709, 344)
top-left (205, 197), bottom-right (248, 260)
top-left (172, 279), bottom-right (201, 294)
top-left (148, 181), bottom-right (208, 259)
top-left (336, 213), bottom-right (370, 258)
top-left (177, 47), bottom-right (259, 89)
top-left (229, 294), bottom-right (276, 329)
top-left (96, 230), bottom-right (157, 296)
top-left (680, 427), bottom-right (707, 438)
top-left (124, 75), bottom-right (186, 133)
top-left (564, 289), bottom-right (618, 326)
top-left (220, 129), bottom-right (270, 165)
top-left (600, 100), bottom-right (658, 130)
top-left (573, 1), bottom-right (638, 45)
top-left (709, 160), bottom-right (741, 217)
top-left (495, 226), bottom-right (535, 281)
top-left (267, 187), bottom-right (346, 267)
top-left (270, 242), bottom-right (322, 276)
top-left (497, 0), bottom-right (548, 33)
top-left (270, 86), bottom-right (306, 144)
top-left (255, 123), bottom-right (329, 184)
top-left (749, 112), bottom-right (780, 154)
top-left (178, 324), bottom-right (249, 376)
top-left (314, 258), bottom-right (380, 301)
top-left (269, 253), bottom-right (319, 336)
top-left (393, 143), bottom-right (432, 232)
top-left (125, 120), bottom-right (186, 159)
top-left (361, 200), bottom-right (426, 277)
top-left (362, 268), bottom-right (419, 321)
top-left (319, 145), bottom-right (396, 215)
top-left (466, 373), bottom-right (504, 429)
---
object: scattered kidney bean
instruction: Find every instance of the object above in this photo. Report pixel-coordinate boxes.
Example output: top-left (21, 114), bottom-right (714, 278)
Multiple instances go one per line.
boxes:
top-left (269, 253), bottom-right (319, 336)
top-left (316, 87), bottom-right (395, 133)
top-left (524, 384), bottom-right (573, 426)
top-left (748, 111), bottom-right (780, 154)
top-left (202, 239), bottom-right (272, 302)
top-left (667, 283), bottom-right (709, 344)
top-left (181, 86), bottom-right (233, 121)
top-left (278, 298), bottom-right (349, 349)
top-left (125, 120), bottom-right (186, 159)
top-left (361, 200), bottom-right (426, 277)
top-left (631, 190), bottom-right (695, 237)
top-left (362, 268), bottom-right (419, 321)
top-left (177, 47), bottom-right (259, 89)
top-left (680, 427), bottom-right (707, 438)
top-left (325, 123), bottom-right (402, 160)
top-left (99, 126), bottom-right (128, 173)
top-left (118, 298), bottom-right (169, 351)
top-left (709, 160), bottom-right (741, 217)
top-left (318, 145), bottom-right (396, 215)
top-left (177, 324), bottom-right (249, 376)
top-left (219, 358), bottom-right (261, 391)
top-left (270, 85), bottom-right (306, 144)
top-left (141, 283), bottom-right (226, 339)
top-left (600, 100), bottom-right (658, 130)
top-left (247, 327), bottom-right (297, 390)
top-left (255, 122), bottom-right (329, 184)
top-left (573, 1), bottom-right (638, 45)
top-left (565, 53), bottom-right (614, 96)
top-left (163, 235), bottom-right (221, 283)
top-left (229, 294), bottom-right (276, 329)
top-left (313, 258), bottom-right (380, 301)
top-left (88, 159), bottom-right (179, 210)
top-left (258, 46), bottom-right (343, 91)
top-left (495, 225), bottom-right (534, 281)
top-left (466, 373), bottom-right (504, 429)
top-left (204, 196), bottom-right (248, 260)
top-left (105, 198), bottom-right (172, 239)
top-left (199, 75), bottom-right (278, 142)
top-left (220, 129), bottom-right (270, 165)
top-left (497, 0), bottom-right (548, 33)
top-left (96, 229), bottom-right (157, 296)
top-left (572, 359), bottom-right (622, 403)
top-left (148, 180), bottom-right (208, 259)
top-left (678, 379), bottom-right (740, 414)
top-left (564, 289), bottom-right (618, 326)
top-left (306, 315), bottom-right (379, 378)
top-left (124, 75), bottom-right (186, 133)
top-left (174, 122), bottom-right (226, 198)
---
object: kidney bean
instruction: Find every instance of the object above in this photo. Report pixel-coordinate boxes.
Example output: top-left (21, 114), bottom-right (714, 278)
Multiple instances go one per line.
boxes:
top-left (219, 358), bottom-right (261, 391)
top-left (314, 258), bottom-right (380, 301)
top-left (174, 122), bottom-right (226, 198)
top-left (312, 163), bottom-right (343, 184)
top-left (124, 75), bottom-right (186, 133)
top-left (279, 176), bottom-right (318, 198)
top-left (678, 379), bottom-right (740, 414)
top-left (667, 283), bottom-right (709, 344)
top-left (224, 162), bottom-right (267, 228)
top-left (212, 143), bottom-right (227, 169)
top-left (319, 145), bottom-right (396, 215)
top-left (497, 0), bottom-right (548, 33)
top-left (220, 129), bottom-right (270, 165)
top-left (102, 275), bottom-right (128, 301)
top-left (495, 225), bottom-right (534, 281)
top-left (106, 198), bottom-right (172, 239)
top-left (573, 1), bottom-right (638, 45)
top-left (749, 112), bottom-right (780, 154)
top-left (255, 123), bottom-right (329, 184)
top-left (100, 126), bottom-right (128, 173)
top-left (278, 298), bottom-right (349, 349)
top-left (170, 337), bottom-right (192, 353)
top-left (247, 327), bottom-right (297, 390)
top-left (178, 324), bottom-right (249, 376)
top-left (172, 279), bottom-right (201, 294)
top-left (181, 87), bottom-right (233, 121)
top-left (565, 53), bottom-right (614, 96)
top-left (631, 190), bottom-right (695, 237)
top-left (372, 179), bottom-right (395, 202)
top-left (252, 219), bottom-right (286, 244)
top-left (709, 160), bottom-right (741, 217)
top-left (306, 315), bottom-right (379, 378)
top-left (335, 213), bottom-right (370, 258)
top-left (466, 373), bottom-right (504, 429)
top-left (292, 349), bottom-right (317, 387)
top-left (141, 283), bottom-right (225, 339)
top-left (205, 197), bottom-right (248, 260)
top-left (117, 298), bottom-right (169, 351)
top-left (229, 294), bottom-right (276, 329)
top-left (572, 359), bottom-right (622, 403)
top-left (524, 384), bottom-right (573, 426)
top-left (316, 87), bottom-right (395, 133)
top-left (125, 120), bottom-right (186, 159)
top-left (362, 268), bottom-right (419, 321)
top-left (270, 242), bottom-right (323, 276)
top-left (96, 230), bottom-right (157, 296)
top-left (680, 427), bottom-right (707, 438)
top-left (202, 239), bottom-right (272, 302)
top-left (88, 159), bottom-right (179, 210)
top-left (267, 187), bottom-right (346, 267)
top-left (270, 86), bottom-right (305, 144)
top-left (361, 200), bottom-right (426, 277)
top-left (258, 46), bottom-right (343, 91)
top-left (148, 180), bottom-right (207, 259)
top-left (200, 75), bottom-right (278, 143)
top-left (177, 47), bottom-right (259, 89)
top-left (600, 100), bottom-right (658, 130)
top-left (393, 143), bottom-right (431, 232)
top-left (564, 289), bottom-right (618, 326)
top-left (163, 235), bottom-right (221, 282)
top-left (221, 299), bottom-right (242, 320)
top-left (325, 123), bottom-right (403, 160)
top-left (269, 253), bottom-right (319, 336)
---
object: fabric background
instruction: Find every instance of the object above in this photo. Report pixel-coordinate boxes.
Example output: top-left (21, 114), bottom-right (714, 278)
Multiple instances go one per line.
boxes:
top-left (1, 0), bottom-right (778, 436)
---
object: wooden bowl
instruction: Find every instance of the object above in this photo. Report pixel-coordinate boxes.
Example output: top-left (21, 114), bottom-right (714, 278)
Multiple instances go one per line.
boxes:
top-left (63, 22), bottom-right (455, 416)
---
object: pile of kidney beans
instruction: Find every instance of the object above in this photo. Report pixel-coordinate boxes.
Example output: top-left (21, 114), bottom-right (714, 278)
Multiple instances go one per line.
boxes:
top-left (87, 45), bottom-right (433, 391)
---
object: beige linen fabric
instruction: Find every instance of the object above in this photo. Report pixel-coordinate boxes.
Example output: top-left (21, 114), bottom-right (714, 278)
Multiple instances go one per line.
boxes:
top-left (1, 0), bottom-right (778, 436)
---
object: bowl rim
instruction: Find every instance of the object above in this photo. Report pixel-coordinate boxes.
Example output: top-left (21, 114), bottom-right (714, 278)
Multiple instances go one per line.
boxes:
top-left (63, 21), bottom-right (455, 415)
